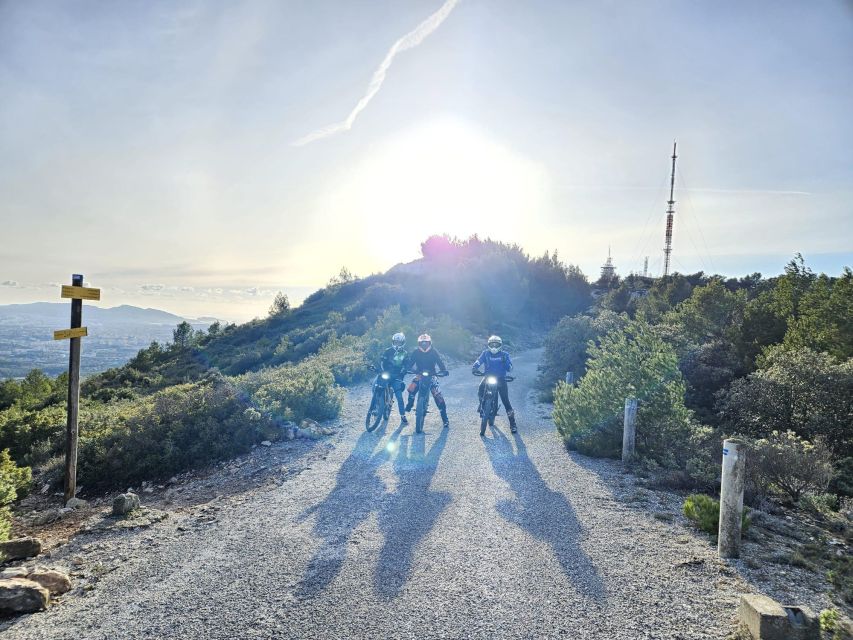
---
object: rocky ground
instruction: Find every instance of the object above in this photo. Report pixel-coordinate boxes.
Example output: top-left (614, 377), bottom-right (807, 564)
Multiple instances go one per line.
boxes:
top-left (0, 349), bottom-right (848, 638)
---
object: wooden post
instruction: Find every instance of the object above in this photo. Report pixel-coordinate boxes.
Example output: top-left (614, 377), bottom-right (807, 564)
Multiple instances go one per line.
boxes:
top-left (719, 438), bottom-right (747, 559)
top-left (622, 398), bottom-right (638, 463)
top-left (64, 274), bottom-right (83, 503)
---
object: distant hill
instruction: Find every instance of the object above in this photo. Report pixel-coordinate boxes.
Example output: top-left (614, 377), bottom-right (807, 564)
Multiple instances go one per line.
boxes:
top-left (82, 237), bottom-right (593, 391)
top-left (0, 303), bottom-right (207, 326)
top-left (0, 303), bottom-right (214, 379)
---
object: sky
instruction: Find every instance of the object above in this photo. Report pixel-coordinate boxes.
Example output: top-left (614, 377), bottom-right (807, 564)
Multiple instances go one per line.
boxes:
top-left (1, 0), bottom-right (851, 322)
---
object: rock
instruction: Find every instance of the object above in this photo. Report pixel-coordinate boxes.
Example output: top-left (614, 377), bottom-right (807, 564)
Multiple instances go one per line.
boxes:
top-left (300, 418), bottom-right (319, 429)
top-left (112, 492), bottom-right (140, 516)
top-left (26, 510), bottom-right (61, 527)
top-left (0, 567), bottom-right (28, 580)
top-left (0, 538), bottom-right (42, 563)
top-left (260, 440), bottom-right (272, 447)
top-left (40, 484), bottom-right (50, 495)
top-left (143, 487), bottom-right (154, 494)
top-left (0, 578), bottom-right (49, 614)
top-left (26, 569), bottom-right (72, 595)
top-left (65, 497), bottom-right (88, 509)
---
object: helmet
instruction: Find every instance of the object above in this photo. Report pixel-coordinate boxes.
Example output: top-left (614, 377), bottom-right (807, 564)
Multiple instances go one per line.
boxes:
top-left (392, 332), bottom-right (406, 349)
top-left (488, 335), bottom-right (502, 354)
top-left (417, 333), bottom-right (432, 352)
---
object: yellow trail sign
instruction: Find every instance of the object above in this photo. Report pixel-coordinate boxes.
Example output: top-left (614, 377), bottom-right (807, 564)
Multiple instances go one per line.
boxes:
top-left (54, 327), bottom-right (88, 340)
top-left (61, 285), bottom-right (101, 301)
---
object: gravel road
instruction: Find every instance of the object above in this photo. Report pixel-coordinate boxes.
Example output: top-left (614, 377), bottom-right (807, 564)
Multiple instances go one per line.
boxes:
top-left (2, 349), bottom-right (748, 639)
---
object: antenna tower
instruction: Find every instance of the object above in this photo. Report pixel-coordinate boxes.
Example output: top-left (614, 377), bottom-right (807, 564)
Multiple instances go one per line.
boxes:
top-left (663, 140), bottom-right (677, 277)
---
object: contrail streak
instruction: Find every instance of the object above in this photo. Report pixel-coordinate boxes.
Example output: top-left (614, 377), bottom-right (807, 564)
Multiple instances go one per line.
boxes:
top-left (293, 0), bottom-right (460, 146)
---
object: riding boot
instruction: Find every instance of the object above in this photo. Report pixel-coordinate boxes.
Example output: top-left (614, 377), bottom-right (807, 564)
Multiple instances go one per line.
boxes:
top-left (440, 408), bottom-right (450, 428)
top-left (508, 410), bottom-right (517, 433)
top-left (405, 394), bottom-right (414, 413)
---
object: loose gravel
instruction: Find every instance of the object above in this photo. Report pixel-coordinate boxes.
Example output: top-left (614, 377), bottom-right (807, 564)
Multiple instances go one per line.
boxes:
top-left (1, 350), bottom-right (752, 639)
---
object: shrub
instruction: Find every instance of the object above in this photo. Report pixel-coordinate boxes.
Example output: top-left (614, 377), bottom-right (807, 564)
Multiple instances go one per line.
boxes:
top-left (799, 493), bottom-right (839, 515)
top-left (683, 493), bottom-right (750, 537)
top-left (747, 431), bottom-right (833, 503)
top-left (819, 608), bottom-right (839, 634)
top-left (535, 312), bottom-right (625, 400)
top-left (717, 346), bottom-right (853, 458)
top-left (77, 377), bottom-right (279, 489)
top-left (830, 457), bottom-right (853, 498)
top-left (237, 359), bottom-right (344, 424)
top-left (553, 321), bottom-right (698, 467)
top-left (0, 449), bottom-right (32, 540)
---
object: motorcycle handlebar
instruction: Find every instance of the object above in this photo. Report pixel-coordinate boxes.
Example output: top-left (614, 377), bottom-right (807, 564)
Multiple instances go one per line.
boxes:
top-left (472, 371), bottom-right (515, 382)
top-left (406, 370), bottom-right (449, 377)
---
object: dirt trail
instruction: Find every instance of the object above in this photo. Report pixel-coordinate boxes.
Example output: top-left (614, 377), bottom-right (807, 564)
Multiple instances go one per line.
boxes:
top-left (2, 350), bottom-right (750, 639)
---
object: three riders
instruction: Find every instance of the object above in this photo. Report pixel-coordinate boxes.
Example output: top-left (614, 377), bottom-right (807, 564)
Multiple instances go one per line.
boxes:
top-left (372, 331), bottom-right (516, 433)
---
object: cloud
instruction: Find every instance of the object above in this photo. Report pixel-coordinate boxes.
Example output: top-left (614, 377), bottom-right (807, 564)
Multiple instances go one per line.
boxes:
top-left (293, 0), bottom-right (460, 146)
top-left (140, 283), bottom-right (166, 291)
top-left (1, 280), bottom-right (19, 287)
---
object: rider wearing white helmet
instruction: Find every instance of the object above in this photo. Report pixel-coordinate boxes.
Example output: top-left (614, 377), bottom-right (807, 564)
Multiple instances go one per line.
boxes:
top-left (378, 332), bottom-right (410, 424)
top-left (404, 333), bottom-right (450, 428)
top-left (472, 335), bottom-right (517, 432)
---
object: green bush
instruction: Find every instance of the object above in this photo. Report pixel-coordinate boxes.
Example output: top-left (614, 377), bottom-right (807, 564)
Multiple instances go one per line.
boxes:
top-left (830, 457), bottom-right (853, 498)
top-left (746, 431), bottom-right (833, 503)
top-left (535, 311), bottom-right (627, 400)
top-left (553, 321), bottom-right (698, 467)
top-left (799, 492), bottom-right (839, 515)
top-left (0, 449), bottom-right (32, 540)
top-left (237, 359), bottom-right (344, 424)
top-left (78, 376), bottom-right (279, 489)
top-left (683, 493), bottom-right (750, 537)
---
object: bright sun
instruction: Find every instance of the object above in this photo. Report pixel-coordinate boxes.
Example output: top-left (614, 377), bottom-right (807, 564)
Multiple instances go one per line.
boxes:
top-left (328, 119), bottom-right (550, 266)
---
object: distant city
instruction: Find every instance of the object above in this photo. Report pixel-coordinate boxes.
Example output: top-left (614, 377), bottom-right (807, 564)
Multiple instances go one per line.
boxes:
top-left (0, 303), bottom-right (214, 379)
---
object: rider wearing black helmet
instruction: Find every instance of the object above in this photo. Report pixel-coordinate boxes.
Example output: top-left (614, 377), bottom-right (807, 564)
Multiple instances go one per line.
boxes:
top-left (405, 333), bottom-right (450, 428)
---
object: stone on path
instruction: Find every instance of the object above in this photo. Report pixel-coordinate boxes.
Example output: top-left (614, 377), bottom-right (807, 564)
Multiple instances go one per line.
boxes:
top-left (113, 492), bottom-right (141, 516)
top-left (0, 538), bottom-right (42, 563)
top-left (26, 569), bottom-right (72, 595)
top-left (0, 578), bottom-right (49, 614)
top-left (65, 497), bottom-right (88, 509)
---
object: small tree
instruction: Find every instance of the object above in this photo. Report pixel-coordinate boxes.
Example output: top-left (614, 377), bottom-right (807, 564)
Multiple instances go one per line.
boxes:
top-left (172, 321), bottom-right (194, 350)
top-left (269, 292), bottom-right (291, 317)
top-left (327, 267), bottom-right (357, 289)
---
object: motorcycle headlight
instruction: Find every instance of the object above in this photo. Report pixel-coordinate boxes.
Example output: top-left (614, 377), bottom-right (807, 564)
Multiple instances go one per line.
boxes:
top-left (422, 371), bottom-right (430, 377)
top-left (381, 373), bottom-right (390, 380)
top-left (486, 376), bottom-right (498, 385)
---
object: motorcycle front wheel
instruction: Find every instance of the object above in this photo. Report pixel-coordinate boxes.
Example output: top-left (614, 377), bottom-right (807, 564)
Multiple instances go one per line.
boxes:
top-left (415, 392), bottom-right (428, 434)
top-left (365, 389), bottom-right (384, 432)
top-left (383, 386), bottom-right (393, 422)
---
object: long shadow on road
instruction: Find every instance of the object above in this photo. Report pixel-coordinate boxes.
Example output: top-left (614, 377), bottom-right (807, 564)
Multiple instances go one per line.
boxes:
top-left (295, 423), bottom-right (450, 601)
top-left (483, 427), bottom-right (607, 604)
top-left (374, 428), bottom-right (451, 600)
top-left (294, 422), bottom-right (401, 598)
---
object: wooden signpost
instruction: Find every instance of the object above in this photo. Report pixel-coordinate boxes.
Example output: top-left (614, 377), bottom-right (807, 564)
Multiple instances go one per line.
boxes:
top-left (54, 274), bottom-right (100, 504)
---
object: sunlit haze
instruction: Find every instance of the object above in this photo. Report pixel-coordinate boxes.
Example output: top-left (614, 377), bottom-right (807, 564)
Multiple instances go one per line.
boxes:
top-left (1, 1), bottom-right (851, 321)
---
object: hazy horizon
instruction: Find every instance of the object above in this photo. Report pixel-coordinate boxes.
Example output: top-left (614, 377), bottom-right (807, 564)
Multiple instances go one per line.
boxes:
top-left (2, 0), bottom-right (852, 321)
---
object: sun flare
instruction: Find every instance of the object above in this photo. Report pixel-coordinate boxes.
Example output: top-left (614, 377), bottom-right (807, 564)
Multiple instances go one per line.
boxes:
top-left (327, 119), bottom-right (550, 266)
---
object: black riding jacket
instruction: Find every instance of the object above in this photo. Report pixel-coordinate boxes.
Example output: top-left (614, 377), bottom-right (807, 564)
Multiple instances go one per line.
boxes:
top-left (380, 346), bottom-right (409, 379)
top-left (408, 348), bottom-right (448, 376)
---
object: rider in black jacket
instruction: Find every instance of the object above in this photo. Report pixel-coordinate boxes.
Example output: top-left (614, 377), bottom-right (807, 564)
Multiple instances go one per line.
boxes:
top-left (378, 332), bottom-right (410, 424)
top-left (404, 333), bottom-right (450, 428)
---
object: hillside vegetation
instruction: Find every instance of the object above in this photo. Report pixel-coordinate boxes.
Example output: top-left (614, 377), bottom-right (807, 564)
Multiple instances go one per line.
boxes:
top-left (0, 236), bottom-right (590, 535)
top-left (543, 256), bottom-right (852, 603)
